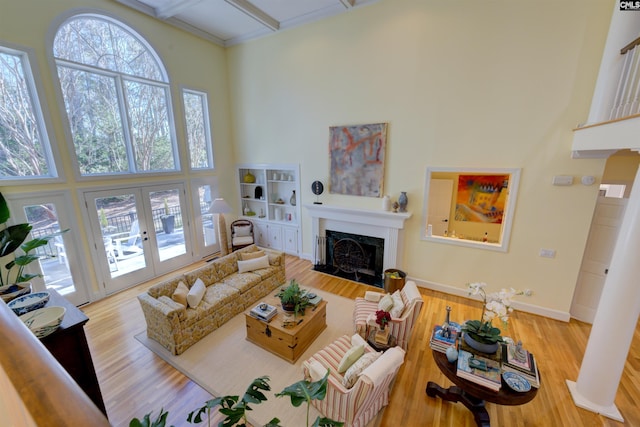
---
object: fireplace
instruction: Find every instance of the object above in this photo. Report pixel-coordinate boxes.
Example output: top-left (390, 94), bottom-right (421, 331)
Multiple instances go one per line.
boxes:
top-left (315, 230), bottom-right (385, 287)
top-left (306, 204), bottom-right (412, 288)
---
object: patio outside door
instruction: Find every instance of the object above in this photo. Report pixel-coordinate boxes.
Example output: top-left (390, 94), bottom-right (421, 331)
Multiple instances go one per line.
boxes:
top-left (8, 192), bottom-right (89, 306)
top-left (84, 184), bottom-right (193, 295)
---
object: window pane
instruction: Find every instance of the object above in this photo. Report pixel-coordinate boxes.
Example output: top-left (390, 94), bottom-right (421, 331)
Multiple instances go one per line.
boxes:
top-left (0, 51), bottom-right (52, 178)
top-left (54, 16), bottom-right (164, 81)
top-left (58, 66), bottom-right (128, 175)
top-left (184, 91), bottom-right (213, 169)
top-left (125, 80), bottom-right (175, 172)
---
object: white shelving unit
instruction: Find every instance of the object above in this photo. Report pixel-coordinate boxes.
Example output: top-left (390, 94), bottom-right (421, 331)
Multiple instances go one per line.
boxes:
top-left (236, 163), bottom-right (301, 255)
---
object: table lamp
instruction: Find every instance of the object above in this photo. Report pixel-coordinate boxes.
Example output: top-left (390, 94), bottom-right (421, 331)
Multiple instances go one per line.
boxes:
top-left (210, 198), bottom-right (232, 255)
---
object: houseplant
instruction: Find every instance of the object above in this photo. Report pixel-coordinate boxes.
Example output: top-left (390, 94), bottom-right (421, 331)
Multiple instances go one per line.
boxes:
top-left (160, 198), bottom-right (175, 234)
top-left (275, 279), bottom-right (310, 315)
top-left (131, 373), bottom-right (343, 427)
top-left (462, 282), bottom-right (532, 353)
top-left (0, 192), bottom-right (67, 300)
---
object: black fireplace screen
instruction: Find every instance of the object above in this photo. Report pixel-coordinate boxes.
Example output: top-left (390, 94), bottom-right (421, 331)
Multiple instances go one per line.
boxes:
top-left (313, 230), bottom-right (384, 287)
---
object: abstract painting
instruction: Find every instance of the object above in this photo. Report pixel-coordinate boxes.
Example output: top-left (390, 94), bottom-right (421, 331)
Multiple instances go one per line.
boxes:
top-left (455, 175), bottom-right (510, 223)
top-left (329, 123), bottom-right (387, 197)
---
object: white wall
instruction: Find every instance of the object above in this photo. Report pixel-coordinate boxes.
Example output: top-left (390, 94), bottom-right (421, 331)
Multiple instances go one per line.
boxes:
top-left (226, 0), bottom-right (615, 317)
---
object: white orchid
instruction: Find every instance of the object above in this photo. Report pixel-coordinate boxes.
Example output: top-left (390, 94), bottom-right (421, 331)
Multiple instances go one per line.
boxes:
top-left (463, 282), bottom-right (532, 344)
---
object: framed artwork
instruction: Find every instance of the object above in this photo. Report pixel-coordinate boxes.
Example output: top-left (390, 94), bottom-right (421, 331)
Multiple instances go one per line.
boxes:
top-left (329, 123), bottom-right (387, 197)
top-left (455, 174), bottom-right (510, 223)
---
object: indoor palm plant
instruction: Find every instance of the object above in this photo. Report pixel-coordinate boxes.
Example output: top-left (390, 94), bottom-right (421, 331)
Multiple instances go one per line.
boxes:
top-left (462, 282), bottom-right (532, 353)
top-left (0, 192), bottom-right (67, 299)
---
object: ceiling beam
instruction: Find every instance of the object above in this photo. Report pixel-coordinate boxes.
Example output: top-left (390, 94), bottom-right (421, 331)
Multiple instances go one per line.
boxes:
top-left (225, 0), bottom-right (280, 31)
top-left (339, 0), bottom-right (356, 8)
top-left (155, 0), bottom-right (205, 19)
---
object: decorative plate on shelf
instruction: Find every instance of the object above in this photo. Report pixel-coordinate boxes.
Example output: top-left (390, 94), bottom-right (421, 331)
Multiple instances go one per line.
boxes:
top-left (502, 371), bottom-right (531, 392)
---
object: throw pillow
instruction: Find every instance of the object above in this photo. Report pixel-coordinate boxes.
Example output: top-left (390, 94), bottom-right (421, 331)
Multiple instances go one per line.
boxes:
top-left (306, 359), bottom-right (328, 383)
top-left (364, 291), bottom-right (383, 302)
top-left (342, 352), bottom-right (381, 388)
top-left (234, 225), bottom-right (252, 237)
top-left (378, 294), bottom-right (394, 312)
top-left (390, 290), bottom-right (405, 318)
top-left (239, 250), bottom-right (265, 261)
top-left (172, 280), bottom-right (189, 307)
top-left (186, 278), bottom-right (206, 308)
top-left (237, 255), bottom-right (270, 273)
top-left (337, 344), bottom-right (365, 373)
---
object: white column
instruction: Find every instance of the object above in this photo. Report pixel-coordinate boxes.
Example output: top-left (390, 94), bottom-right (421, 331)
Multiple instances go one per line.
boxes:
top-left (566, 165), bottom-right (640, 421)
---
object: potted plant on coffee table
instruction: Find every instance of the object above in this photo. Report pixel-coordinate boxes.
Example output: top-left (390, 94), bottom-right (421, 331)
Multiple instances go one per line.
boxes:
top-left (275, 279), bottom-right (310, 316)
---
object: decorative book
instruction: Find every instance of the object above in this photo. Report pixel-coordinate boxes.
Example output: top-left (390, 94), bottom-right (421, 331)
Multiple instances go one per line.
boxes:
top-left (456, 349), bottom-right (502, 391)
top-left (501, 344), bottom-right (540, 388)
top-left (429, 323), bottom-right (461, 353)
top-left (249, 303), bottom-right (277, 322)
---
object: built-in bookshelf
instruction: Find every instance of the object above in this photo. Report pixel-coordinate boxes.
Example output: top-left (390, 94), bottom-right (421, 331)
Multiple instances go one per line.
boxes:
top-left (236, 163), bottom-right (301, 255)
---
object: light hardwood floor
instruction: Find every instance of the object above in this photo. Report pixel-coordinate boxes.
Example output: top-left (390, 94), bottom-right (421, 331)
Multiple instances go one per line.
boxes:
top-left (81, 256), bottom-right (640, 427)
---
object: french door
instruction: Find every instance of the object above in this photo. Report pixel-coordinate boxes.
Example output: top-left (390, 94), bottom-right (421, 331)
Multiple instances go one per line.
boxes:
top-left (7, 192), bottom-right (89, 306)
top-left (84, 183), bottom-right (194, 295)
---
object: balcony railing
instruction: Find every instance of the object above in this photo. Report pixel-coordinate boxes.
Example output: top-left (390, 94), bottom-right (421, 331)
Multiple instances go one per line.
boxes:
top-left (610, 36), bottom-right (640, 120)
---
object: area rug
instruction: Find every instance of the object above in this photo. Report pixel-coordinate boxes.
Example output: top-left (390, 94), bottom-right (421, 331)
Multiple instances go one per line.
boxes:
top-left (135, 289), bottom-right (355, 426)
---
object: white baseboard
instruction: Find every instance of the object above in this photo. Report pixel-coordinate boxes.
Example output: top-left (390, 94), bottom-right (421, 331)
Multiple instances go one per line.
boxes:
top-left (408, 276), bottom-right (571, 323)
top-left (297, 252), bottom-right (571, 322)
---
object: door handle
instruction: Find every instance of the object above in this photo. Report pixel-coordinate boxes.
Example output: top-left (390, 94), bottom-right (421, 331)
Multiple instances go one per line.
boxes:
top-left (604, 268), bottom-right (608, 275)
top-left (442, 219), bottom-right (448, 222)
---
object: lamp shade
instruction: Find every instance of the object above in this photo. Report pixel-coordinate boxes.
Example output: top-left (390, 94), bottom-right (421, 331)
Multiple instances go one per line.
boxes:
top-left (210, 198), bottom-right (232, 214)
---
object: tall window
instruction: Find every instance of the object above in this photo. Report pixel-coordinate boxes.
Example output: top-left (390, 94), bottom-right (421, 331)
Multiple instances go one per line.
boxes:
top-left (0, 46), bottom-right (57, 180)
top-left (53, 14), bottom-right (178, 176)
top-left (183, 89), bottom-right (213, 169)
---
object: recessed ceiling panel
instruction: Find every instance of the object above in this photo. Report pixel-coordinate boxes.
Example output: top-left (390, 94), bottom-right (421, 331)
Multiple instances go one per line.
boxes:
top-left (176, 0), bottom-right (267, 41)
top-left (250, 0), bottom-right (342, 23)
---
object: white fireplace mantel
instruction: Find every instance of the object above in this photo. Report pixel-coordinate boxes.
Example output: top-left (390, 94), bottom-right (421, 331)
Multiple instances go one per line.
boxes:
top-left (305, 204), bottom-right (412, 272)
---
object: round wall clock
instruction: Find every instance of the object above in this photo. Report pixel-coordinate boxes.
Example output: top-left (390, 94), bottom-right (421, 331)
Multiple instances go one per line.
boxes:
top-left (311, 180), bottom-right (324, 204)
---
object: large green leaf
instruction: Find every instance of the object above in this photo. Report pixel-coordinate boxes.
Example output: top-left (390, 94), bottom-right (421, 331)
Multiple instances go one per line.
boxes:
top-left (275, 372), bottom-right (329, 407)
top-left (0, 224), bottom-right (32, 257)
top-left (0, 193), bottom-right (9, 224)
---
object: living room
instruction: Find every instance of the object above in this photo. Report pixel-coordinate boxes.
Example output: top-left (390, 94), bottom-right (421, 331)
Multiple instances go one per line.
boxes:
top-left (1, 0), bottom-right (639, 425)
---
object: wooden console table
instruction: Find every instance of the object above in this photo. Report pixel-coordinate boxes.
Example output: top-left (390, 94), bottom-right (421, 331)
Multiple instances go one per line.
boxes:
top-left (40, 289), bottom-right (107, 415)
top-left (426, 349), bottom-right (539, 427)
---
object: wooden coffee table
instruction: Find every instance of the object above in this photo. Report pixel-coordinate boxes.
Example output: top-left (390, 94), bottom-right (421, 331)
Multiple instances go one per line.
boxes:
top-left (245, 292), bottom-right (327, 363)
top-left (426, 349), bottom-right (539, 427)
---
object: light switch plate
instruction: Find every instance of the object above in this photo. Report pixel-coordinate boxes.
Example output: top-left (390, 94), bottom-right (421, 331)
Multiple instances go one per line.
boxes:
top-left (539, 248), bottom-right (556, 258)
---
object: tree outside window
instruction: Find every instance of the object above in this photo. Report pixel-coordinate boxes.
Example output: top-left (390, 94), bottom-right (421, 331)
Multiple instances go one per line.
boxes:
top-left (183, 89), bottom-right (213, 170)
top-left (53, 14), bottom-right (179, 176)
top-left (0, 48), bottom-right (56, 180)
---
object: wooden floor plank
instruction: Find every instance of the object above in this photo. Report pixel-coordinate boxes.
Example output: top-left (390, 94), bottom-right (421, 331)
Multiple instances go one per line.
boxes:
top-left (81, 255), bottom-right (640, 426)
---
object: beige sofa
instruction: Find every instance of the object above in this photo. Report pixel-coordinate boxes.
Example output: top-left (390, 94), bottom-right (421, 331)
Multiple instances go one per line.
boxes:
top-left (138, 244), bottom-right (285, 355)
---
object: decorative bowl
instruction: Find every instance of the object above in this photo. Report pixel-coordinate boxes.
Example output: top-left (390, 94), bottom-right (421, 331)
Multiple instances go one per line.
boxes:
top-left (19, 306), bottom-right (66, 339)
top-left (7, 291), bottom-right (50, 316)
top-left (502, 371), bottom-right (531, 392)
top-left (0, 282), bottom-right (32, 303)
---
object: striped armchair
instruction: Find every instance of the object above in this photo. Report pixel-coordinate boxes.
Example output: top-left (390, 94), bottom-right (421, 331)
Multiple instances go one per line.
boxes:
top-left (353, 280), bottom-right (424, 350)
top-left (302, 335), bottom-right (405, 427)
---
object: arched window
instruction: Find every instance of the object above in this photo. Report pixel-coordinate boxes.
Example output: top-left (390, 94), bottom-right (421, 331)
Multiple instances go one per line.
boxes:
top-left (53, 14), bottom-right (179, 176)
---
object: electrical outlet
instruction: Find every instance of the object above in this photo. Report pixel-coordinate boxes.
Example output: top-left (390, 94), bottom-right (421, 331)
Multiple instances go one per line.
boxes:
top-left (539, 248), bottom-right (556, 258)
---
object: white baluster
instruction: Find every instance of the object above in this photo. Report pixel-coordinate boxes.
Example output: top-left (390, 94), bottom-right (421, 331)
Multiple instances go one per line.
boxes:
top-left (610, 48), bottom-right (634, 120)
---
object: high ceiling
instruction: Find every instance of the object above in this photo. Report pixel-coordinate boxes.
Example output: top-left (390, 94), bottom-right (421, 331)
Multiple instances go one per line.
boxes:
top-left (115, 0), bottom-right (380, 46)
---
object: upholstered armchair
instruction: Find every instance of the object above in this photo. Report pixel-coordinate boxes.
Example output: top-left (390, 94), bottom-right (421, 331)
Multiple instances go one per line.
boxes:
top-left (230, 219), bottom-right (254, 251)
top-left (302, 334), bottom-right (405, 427)
top-left (353, 280), bottom-right (424, 350)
